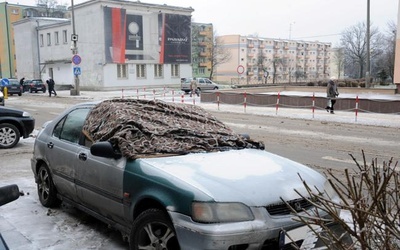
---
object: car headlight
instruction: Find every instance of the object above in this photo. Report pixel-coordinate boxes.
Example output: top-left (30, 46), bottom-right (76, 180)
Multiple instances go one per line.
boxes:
top-left (192, 202), bottom-right (254, 223)
top-left (22, 111), bottom-right (31, 117)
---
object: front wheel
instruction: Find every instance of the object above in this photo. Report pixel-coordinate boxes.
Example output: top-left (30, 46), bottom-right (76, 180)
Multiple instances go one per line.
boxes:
top-left (0, 123), bottom-right (20, 149)
top-left (37, 164), bottom-right (61, 207)
top-left (130, 209), bottom-right (180, 250)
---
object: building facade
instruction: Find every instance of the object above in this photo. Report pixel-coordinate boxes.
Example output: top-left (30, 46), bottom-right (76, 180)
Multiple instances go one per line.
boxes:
top-left (0, 2), bottom-right (67, 79)
top-left (191, 23), bottom-right (213, 79)
top-left (215, 35), bottom-right (332, 84)
top-left (13, 0), bottom-right (194, 90)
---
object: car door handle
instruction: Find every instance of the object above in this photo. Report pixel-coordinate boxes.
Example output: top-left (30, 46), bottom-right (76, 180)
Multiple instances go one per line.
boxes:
top-left (47, 142), bottom-right (54, 149)
top-left (79, 153), bottom-right (87, 161)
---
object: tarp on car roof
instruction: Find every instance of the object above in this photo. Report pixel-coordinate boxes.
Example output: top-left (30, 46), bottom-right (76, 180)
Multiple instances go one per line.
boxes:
top-left (82, 99), bottom-right (264, 159)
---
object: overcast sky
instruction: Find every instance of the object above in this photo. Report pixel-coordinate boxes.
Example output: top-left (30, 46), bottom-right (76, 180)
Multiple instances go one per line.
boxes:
top-left (5, 0), bottom-right (399, 46)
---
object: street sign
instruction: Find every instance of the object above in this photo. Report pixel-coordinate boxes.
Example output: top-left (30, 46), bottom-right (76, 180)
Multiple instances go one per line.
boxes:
top-left (71, 34), bottom-right (78, 41)
top-left (72, 54), bottom-right (82, 65)
top-left (73, 66), bottom-right (81, 75)
top-left (1, 78), bottom-right (9, 86)
top-left (237, 65), bottom-right (245, 75)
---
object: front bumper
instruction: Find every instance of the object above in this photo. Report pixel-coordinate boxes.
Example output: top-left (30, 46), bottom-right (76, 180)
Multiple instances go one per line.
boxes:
top-left (169, 207), bottom-right (307, 250)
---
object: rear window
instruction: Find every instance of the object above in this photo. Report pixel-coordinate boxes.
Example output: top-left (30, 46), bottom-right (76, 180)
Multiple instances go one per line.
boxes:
top-left (32, 80), bottom-right (43, 84)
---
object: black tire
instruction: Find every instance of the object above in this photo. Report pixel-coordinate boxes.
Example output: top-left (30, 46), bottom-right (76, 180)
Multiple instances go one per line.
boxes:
top-left (0, 123), bottom-right (20, 149)
top-left (29, 88), bottom-right (33, 93)
top-left (37, 164), bottom-right (61, 207)
top-left (130, 209), bottom-right (180, 250)
top-left (35, 90), bottom-right (38, 93)
top-left (43, 89), bottom-right (46, 93)
top-left (18, 92), bottom-right (22, 96)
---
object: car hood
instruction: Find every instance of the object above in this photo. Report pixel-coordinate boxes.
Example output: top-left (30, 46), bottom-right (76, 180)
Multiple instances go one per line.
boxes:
top-left (0, 106), bottom-right (23, 117)
top-left (142, 149), bottom-right (326, 206)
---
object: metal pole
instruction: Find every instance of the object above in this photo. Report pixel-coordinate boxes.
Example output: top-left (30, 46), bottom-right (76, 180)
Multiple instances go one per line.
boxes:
top-left (366, 0), bottom-right (371, 88)
top-left (70, 0), bottom-right (80, 95)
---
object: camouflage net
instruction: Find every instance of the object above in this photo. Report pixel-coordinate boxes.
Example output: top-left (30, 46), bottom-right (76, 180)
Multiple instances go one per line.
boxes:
top-left (82, 99), bottom-right (264, 159)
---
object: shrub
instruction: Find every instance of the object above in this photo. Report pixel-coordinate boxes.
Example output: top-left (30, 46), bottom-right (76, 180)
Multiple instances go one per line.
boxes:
top-left (286, 151), bottom-right (400, 250)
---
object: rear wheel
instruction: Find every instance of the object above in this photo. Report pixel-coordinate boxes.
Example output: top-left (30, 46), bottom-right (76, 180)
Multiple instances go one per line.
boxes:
top-left (0, 123), bottom-right (20, 149)
top-left (29, 88), bottom-right (33, 93)
top-left (129, 209), bottom-right (180, 250)
top-left (37, 164), bottom-right (61, 207)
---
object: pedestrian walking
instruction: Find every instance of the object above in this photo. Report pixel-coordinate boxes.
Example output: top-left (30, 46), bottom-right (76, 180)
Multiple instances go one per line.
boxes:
top-left (326, 77), bottom-right (339, 114)
top-left (190, 77), bottom-right (199, 97)
top-left (47, 77), bottom-right (57, 97)
top-left (19, 77), bottom-right (25, 86)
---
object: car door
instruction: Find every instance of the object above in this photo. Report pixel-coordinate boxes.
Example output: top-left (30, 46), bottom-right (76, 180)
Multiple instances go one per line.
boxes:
top-left (74, 141), bottom-right (126, 225)
top-left (198, 78), bottom-right (206, 90)
top-left (204, 79), bottom-right (215, 90)
top-left (46, 107), bottom-right (91, 202)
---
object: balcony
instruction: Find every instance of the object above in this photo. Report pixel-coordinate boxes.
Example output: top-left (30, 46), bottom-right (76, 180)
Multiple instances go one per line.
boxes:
top-left (247, 53), bottom-right (255, 57)
top-left (247, 62), bottom-right (255, 67)
top-left (199, 31), bottom-right (207, 36)
top-left (247, 71), bottom-right (254, 76)
top-left (259, 44), bottom-right (265, 48)
top-left (199, 52), bottom-right (208, 57)
top-left (274, 45), bottom-right (280, 49)
top-left (199, 42), bottom-right (207, 47)
top-left (199, 62), bottom-right (208, 67)
top-left (284, 46), bottom-right (289, 50)
top-left (248, 44), bottom-right (254, 48)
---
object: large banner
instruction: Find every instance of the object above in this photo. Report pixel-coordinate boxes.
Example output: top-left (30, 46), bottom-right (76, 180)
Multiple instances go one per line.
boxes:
top-left (104, 7), bottom-right (191, 64)
top-left (159, 13), bottom-right (191, 64)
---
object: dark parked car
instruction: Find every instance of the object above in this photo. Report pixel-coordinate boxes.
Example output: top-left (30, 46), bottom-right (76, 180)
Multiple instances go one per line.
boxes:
top-left (23, 79), bottom-right (46, 93)
top-left (31, 99), bottom-right (338, 249)
top-left (0, 106), bottom-right (35, 148)
top-left (1, 78), bottom-right (22, 96)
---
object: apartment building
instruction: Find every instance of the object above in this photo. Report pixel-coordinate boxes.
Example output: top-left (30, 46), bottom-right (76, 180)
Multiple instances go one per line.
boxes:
top-left (13, 0), bottom-right (193, 90)
top-left (191, 23), bottom-right (213, 79)
top-left (215, 35), bottom-right (332, 84)
top-left (0, 2), bottom-right (67, 79)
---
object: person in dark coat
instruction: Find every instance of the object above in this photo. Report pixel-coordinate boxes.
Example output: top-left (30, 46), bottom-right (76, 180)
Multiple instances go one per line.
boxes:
top-left (326, 77), bottom-right (339, 114)
top-left (47, 78), bottom-right (57, 97)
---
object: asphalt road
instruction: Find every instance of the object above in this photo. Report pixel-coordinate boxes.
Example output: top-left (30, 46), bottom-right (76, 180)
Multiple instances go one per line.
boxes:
top-left (1, 92), bottom-right (399, 249)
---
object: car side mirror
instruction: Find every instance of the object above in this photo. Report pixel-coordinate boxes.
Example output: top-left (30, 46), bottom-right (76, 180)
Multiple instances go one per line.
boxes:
top-left (91, 141), bottom-right (122, 159)
top-left (0, 184), bottom-right (20, 207)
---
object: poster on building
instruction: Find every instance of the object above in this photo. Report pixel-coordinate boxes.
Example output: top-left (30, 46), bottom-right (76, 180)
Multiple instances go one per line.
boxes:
top-left (159, 13), bottom-right (191, 64)
top-left (104, 7), bottom-right (127, 64)
top-left (104, 7), bottom-right (191, 64)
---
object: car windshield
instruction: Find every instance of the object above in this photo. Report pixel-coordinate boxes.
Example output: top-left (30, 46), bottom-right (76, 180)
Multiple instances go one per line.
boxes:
top-left (32, 80), bottom-right (42, 84)
top-left (83, 99), bottom-right (264, 159)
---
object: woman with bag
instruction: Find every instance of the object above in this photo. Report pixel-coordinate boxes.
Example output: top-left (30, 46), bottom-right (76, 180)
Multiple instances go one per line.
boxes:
top-left (326, 77), bottom-right (339, 114)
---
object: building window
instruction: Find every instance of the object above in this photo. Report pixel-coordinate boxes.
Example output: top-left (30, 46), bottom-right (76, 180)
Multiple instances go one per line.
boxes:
top-left (136, 64), bottom-right (146, 78)
top-left (199, 68), bottom-right (205, 74)
top-left (154, 64), bottom-right (163, 78)
top-left (117, 64), bottom-right (128, 78)
top-left (47, 33), bottom-right (51, 46)
top-left (171, 64), bottom-right (179, 77)
top-left (39, 34), bottom-right (44, 47)
top-left (63, 30), bottom-right (68, 44)
top-left (55, 31), bottom-right (59, 45)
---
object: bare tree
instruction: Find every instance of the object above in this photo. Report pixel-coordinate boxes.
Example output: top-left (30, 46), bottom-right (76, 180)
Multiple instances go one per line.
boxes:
top-left (332, 47), bottom-right (345, 79)
top-left (374, 21), bottom-right (396, 82)
top-left (340, 22), bottom-right (383, 79)
top-left (209, 34), bottom-right (231, 80)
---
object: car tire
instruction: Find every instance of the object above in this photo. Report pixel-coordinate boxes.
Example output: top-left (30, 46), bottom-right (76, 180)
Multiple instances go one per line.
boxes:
top-left (18, 93), bottom-right (22, 96)
top-left (37, 164), bottom-right (61, 208)
top-left (0, 123), bottom-right (20, 149)
top-left (43, 90), bottom-right (46, 93)
top-left (129, 209), bottom-right (180, 250)
top-left (29, 88), bottom-right (33, 93)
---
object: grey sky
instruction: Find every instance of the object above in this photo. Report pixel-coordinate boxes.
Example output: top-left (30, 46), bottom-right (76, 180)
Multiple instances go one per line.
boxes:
top-left (6, 0), bottom-right (399, 46)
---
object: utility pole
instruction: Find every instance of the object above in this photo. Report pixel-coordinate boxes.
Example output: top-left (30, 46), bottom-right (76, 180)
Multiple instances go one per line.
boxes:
top-left (366, 0), bottom-right (371, 88)
top-left (70, 0), bottom-right (80, 95)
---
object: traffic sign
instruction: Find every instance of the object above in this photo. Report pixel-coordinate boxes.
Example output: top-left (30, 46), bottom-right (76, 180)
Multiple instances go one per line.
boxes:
top-left (73, 66), bottom-right (81, 75)
top-left (1, 78), bottom-right (9, 86)
top-left (237, 65), bottom-right (245, 75)
top-left (72, 54), bottom-right (82, 65)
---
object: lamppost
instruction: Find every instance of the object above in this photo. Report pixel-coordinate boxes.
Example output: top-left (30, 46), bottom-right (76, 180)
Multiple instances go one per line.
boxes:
top-left (70, 0), bottom-right (80, 96)
top-left (365, 0), bottom-right (371, 88)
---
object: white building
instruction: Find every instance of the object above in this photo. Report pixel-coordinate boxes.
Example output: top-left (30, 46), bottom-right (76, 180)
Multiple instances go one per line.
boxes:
top-left (14, 0), bottom-right (194, 90)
